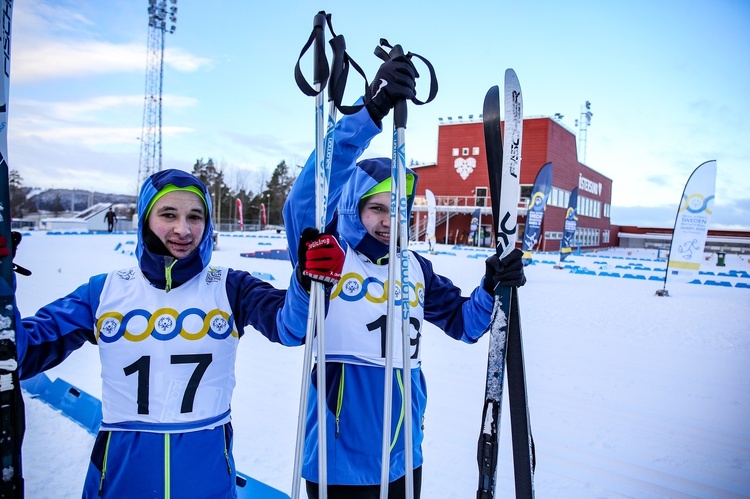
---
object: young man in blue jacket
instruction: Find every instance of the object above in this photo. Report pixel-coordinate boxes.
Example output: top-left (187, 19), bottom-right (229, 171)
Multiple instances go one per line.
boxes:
top-left (10, 169), bottom-right (336, 498)
top-left (287, 56), bottom-right (525, 498)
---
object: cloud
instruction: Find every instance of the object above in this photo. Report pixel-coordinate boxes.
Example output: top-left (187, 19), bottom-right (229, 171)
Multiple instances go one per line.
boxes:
top-left (12, 3), bottom-right (211, 84)
top-left (12, 125), bottom-right (193, 147)
top-left (17, 94), bottom-right (197, 121)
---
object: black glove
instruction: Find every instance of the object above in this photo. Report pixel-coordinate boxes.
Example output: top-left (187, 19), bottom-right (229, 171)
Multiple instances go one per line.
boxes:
top-left (0, 231), bottom-right (31, 276)
top-left (296, 228), bottom-right (345, 292)
top-left (365, 55), bottom-right (419, 123)
top-left (483, 248), bottom-right (525, 293)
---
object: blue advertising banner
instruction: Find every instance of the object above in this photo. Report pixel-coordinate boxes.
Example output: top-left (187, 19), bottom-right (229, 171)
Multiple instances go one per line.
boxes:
top-left (559, 187), bottom-right (578, 263)
top-left (522, 162), bottom-right (553, 265)
top-left (467, 208), bottom-right (481, 246)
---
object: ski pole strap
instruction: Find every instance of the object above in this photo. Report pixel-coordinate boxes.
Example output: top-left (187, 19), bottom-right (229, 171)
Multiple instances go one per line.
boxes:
top-left (371, 38), bottom-right (439, 109)
top-left (327, 34), bottom-right (368, 116)
top-left (294, 11), bottom-right (330, 97)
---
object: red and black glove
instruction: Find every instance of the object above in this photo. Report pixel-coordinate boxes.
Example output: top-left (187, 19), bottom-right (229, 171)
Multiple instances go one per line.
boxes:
top-left (0, 232), bottom-right (31, 276)
top-left (296, 228), bottom-right (345, 291)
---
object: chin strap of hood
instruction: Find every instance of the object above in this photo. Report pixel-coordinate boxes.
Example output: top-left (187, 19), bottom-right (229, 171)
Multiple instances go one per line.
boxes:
top-left (136, 169), bottom-right (214, 290)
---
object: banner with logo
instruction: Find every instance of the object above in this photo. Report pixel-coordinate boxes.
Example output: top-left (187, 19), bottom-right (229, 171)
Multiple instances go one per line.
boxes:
top-left (665, 160), bottom-right (717, 284)
top-left (425, 189), bottom-right (436, 252)
top-left (522, 162), bottom-right (553, 265)
top-left (559, 187), bottom-right (578, 263)
top-left (467, 208), bottom-right (481, 246)
top-left (260, 203), bottom-right (267, 228)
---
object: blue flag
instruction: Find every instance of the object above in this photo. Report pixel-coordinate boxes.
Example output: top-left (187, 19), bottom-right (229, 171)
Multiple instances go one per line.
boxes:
top-left (522, 162), bottom-right (553, 265)
top-left (467, 208), bottom-right (481, 246)
top-left (559, 188), bottom-right (578, 263)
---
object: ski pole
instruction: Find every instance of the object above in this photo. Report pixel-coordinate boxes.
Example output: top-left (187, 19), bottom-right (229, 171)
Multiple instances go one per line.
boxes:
top-left (373, 38), bottom-right (437, 499)
top-left (291, 13), bottom-right (367, 498)
top-left (291, 12), bottom-right (330, 499)
top-left (375, 40), bottom-right (413, 499)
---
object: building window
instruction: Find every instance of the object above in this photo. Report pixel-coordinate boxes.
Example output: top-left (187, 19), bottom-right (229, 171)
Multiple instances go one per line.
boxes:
top-left (604, 203), bottom-right (611, 218)
top-left (475, 187), bottom-right (488, 207)
top-left (548, 187), bottom-right (571, 209)
top-left (603, 230), bottom-right (610, 244)
top-left (462, 147), bottom-right (469, 156)
top-left (452, 148), bottom-right (459, 156)
top-left (472, 147), bottom-right (480, 155)
top-left (574, 228), bottom-right (601, 247)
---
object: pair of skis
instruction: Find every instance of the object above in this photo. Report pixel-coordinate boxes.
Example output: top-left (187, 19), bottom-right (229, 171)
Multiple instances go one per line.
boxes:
top-left (0, 1), bottom-right (25, 497)
top-left (477, 71), bottom-right (535, 499)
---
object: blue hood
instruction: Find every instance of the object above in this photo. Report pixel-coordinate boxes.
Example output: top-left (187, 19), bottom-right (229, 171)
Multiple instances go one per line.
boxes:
top-left (136, 169), bottom-right (214, 289)
top-left (337, 157), bottom-right (418, 263)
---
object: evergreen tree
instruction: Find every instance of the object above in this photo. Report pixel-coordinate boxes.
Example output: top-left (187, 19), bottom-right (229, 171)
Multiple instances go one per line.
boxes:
top-left (261, 160), bottom-right (296, 226)
top-left (50, 195), bottom-right (65, 215)
top-left (8, 169), bottom-right (27, 218)
top-left (191, 158), bottom-right (232, 227)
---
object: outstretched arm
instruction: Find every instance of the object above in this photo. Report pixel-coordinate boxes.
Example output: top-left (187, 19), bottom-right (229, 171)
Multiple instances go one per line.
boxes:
top-left (18, 275), bottom-right (103, 379)
top-left (283, 105), bottom-right (380, 263)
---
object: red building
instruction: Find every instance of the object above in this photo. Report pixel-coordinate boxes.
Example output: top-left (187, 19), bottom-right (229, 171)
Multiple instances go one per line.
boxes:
top-left (411, 116), bottom-right (613, 251)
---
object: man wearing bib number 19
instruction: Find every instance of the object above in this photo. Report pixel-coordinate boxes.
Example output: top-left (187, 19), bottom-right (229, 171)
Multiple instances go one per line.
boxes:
top-left (285, 56), bottom-right (527, 498)
top-left (11, 168), bottom-right (339, 498)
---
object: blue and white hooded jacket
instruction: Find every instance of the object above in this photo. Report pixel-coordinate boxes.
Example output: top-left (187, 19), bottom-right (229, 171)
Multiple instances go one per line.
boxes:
top-left (283, 107), bottom-right (494, 486)
top-left (18, 169), bottom-right (309, 498)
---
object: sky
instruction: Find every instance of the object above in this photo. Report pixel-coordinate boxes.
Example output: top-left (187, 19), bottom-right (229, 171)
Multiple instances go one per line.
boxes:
top-left (17, 232), bottom-right (750, 497)
top-left (7, 0), bottom-right (750, 229)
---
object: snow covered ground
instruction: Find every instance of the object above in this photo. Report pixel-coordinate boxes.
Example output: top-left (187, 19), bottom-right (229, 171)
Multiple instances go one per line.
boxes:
top-left (15, 231), bottom-right (750, 498)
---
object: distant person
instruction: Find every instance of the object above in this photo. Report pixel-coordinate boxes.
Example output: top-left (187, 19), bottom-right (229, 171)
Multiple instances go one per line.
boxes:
top-left (2, 169), bottom-right (339, 498)
top-left (103, 207), bottom-right (117, 233)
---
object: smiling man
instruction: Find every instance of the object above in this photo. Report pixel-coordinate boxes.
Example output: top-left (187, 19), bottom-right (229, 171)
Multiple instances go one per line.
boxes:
top-left (12, 169), bottom-right (330, 497)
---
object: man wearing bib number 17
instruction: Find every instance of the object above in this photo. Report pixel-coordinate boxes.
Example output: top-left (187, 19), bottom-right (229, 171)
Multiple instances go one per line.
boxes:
top-left (285, 56), bottom-right (527, 498)
top-left (9, 169), bottom-right (339, 498)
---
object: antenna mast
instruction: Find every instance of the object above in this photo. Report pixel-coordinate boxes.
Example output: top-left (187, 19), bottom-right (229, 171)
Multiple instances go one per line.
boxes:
top-left (137, 0), bottom-right (178, 188)
top-left (575, 100), bottom-right (593, 164)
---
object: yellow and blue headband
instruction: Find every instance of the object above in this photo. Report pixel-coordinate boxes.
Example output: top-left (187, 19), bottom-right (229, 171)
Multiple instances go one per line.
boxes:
top-left (362, 174), bottom-right (415, 200)
top-left (146, 184), bottom-right (207, 218)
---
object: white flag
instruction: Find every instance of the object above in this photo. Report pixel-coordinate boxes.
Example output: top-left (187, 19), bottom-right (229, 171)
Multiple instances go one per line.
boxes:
top-left (425, 189), bottom-right (436, 251)
top-left (666, 160), bottom-right (717, 280)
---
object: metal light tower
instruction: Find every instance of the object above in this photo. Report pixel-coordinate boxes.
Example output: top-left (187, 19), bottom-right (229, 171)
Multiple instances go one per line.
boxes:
top-left (137, 0), bottom-right (178, 188)
top-left (575, 100), bottom-right (593, 164)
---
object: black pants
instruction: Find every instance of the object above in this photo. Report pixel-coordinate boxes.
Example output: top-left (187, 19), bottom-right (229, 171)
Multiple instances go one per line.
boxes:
top-left (305, 467), bottom-right (422, 499)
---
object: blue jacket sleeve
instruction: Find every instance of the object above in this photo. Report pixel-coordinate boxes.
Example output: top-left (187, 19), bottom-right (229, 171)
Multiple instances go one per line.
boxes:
top-left (417, 253), bottom-right (493, 344)
top-left (283, 105), bottom-right (381, 264)
top-left (226, 269), bottom-right (308, 346)
top-left (18, 274), bottom-right (105, 380)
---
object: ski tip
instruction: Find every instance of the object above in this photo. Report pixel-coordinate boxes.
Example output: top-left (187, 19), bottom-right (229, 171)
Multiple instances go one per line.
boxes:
top-left (504, 68), bottom-right (520, 87)
top-left (483, 85), bottom-right (500, 114)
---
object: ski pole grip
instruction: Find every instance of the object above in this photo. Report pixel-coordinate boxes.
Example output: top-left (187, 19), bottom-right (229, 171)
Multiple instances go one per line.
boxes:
top-left (312, 11), bottom-right (328, 85)
top-left (387, 43), bottom-right (408, 129)
top-left (328, 34), bottom-right (346, 105)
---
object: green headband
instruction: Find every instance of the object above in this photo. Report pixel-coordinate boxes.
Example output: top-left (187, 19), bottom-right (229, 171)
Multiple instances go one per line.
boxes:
top-left (362, 174), bottom-right (415, 200)
top-left (146, 184), bottom-right (207, 219)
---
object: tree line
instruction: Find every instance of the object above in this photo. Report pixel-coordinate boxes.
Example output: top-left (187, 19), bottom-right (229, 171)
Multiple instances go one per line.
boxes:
top-left (190, 158), bottom-right (296, 228)
top-left (8, 158), bottom-right (298, 229)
